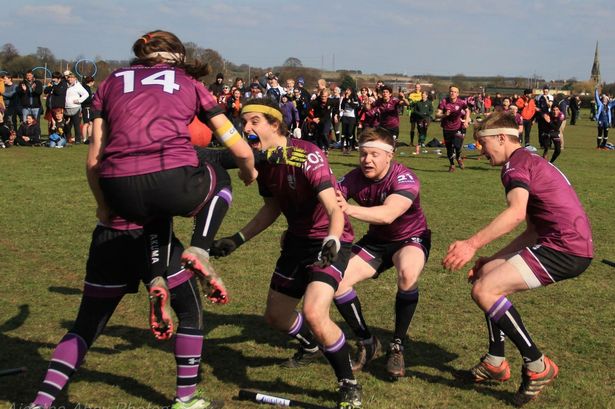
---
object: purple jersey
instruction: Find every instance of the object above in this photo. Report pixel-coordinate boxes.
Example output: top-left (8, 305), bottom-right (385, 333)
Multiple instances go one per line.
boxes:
top-left (92, 64), bottom-right (222, 177)
top-left (502, 148), bottom-right (593, 258)
top-left (256, 139), bottom-right (354, 242)
top-left (339, 162), bottom-right (428, 242)
top-left (369, 97), bottom-right (401, 130)
top-left (438, 97), bottom-right (468, 131)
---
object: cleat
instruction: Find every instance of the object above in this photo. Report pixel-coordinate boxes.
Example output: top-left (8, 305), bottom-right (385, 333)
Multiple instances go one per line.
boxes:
top-left (280, 347), bottom-right (324, 368)
top-left (149, 276), bottom-right (174, 340)
top-left (448, 165), bottom-right (456, 172)
top-left (457, 159), bottom-right (465, 169)
top-left (469, 355), bottom-right (511, 383)
top-left (386, 342), bottom-right (405, 379)
top-left (182, 247), bottom-right (228, 304)
top-left (513, 356), bottom-right (559, 407)
top-left (172, 393), bottom-right (224, 409)
top-left (337, 381), bottom-right (362, 408)
top-left (351, 336), bottom-right (382, 372)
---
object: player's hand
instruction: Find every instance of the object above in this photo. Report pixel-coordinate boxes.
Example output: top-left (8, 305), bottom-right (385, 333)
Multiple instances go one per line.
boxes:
top-left (238, 167), bottom-right (258, 186)
top-left (442, 239), bottom-right (477, 271)
top-left (316, 235), bottom-right (340, 268)
top-left (335, 190), bottom-right (349, 213)
top-left (265, 146), bottom-right (308, 167)
top-left (467, 256), bottom-right (490, 283)
top-left (96, 204), bottom-right (113, 226)
top-left (210, 232), bottom-right (246, 258)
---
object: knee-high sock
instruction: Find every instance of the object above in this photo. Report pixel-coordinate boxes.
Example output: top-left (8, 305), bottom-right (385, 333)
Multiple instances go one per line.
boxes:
top-left (288, 311), bottom-right (319, 351)
top-left (33, 333), bottom-right (88, 408)
top-left (334, 289), bottom-right (372, 340)
top-left (488, 296), bottom-right (541, 364)
top-left (191, 187), bottom-right (232, 251)
top-left (174, 327), bottom-right (204, 401)
top-left (323, 332), bottom-right (354, 382)
top-left (393, 288), bottom-right (419, 344)
top-left (485, 313), bottom-right (506, 357)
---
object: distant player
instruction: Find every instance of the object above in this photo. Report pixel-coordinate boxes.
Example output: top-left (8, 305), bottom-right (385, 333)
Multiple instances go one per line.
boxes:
top-left (408, 83), bottom-right (423, 146)
top-left (436, 85), bottom-right (470, 172)
top-left (210, 98), bottom-right (362, 409)
top-left (443, 112), bottom-right (593, 407)
top-left (89, 30), bottom-right (257, 338)
top-left (334, 127), bottom-right (430, 380)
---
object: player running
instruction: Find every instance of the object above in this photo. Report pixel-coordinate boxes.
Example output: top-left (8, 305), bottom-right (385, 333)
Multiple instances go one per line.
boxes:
top-left (210, 98), bottom-right (362, 408)
top-left (436, 85), bottom-right (470, 172)
top-left (88, 30), bottom-right (257, 338)
top-left (443, 112), bottom-right (593, 406)
top-left (333, 127), bottom-right (431, 380)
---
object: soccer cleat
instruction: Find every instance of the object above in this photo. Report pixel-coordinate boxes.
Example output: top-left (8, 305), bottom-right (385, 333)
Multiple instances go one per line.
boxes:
top-left (351, 336), bottom-right (382, 372)
top-left (457, 158), bottom-right (465, 169)
top-left (448, 165), bottom-right (456, 172)
top-left (181, 246), bottom-right (228, 304)
top-left (280, 347), bottom-right (324, 368)
top-left (337, 381), bottom-right (362, 408)
top-left (513, 356), bottom-right (559, 407)
top-left (172, 393), bottom-right (224, 409)
top-left (386, 342), bottom-right (405, 379)
top-left (470, 355), bottom-right (511, 383)
top-left (149, 276), bottom-right (174, 340)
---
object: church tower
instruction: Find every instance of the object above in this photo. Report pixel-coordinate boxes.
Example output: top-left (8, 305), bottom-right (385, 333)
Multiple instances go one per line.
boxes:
top-left (590, 41), bottom-right (601, 84)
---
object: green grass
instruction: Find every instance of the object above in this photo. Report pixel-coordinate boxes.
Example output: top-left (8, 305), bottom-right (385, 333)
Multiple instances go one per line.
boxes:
top-left (1, 111), bottom-right (614, 408)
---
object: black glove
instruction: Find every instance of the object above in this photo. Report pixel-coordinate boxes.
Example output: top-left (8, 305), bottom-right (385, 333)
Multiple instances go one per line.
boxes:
top-left (210, 232), bottom-right (246, 257)
top-left (316, 236), bottom-right (341, 268)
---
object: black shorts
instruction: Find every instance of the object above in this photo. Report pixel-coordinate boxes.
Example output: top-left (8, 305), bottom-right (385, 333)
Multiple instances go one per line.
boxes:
top-left (410, 113), bottom-right (421, 124)
top-left (84, 225), bottom-right (193, 298)
top-left (82, 106), bottom-right (93, 124)
top-left (269, 232), bottom-right (352, 299)
top-left (508, 245), bottom-right (592, 289)
top-left (352, 230), bottom-right (431, 277)
top-left (99, 161), bottom-right (228, 225)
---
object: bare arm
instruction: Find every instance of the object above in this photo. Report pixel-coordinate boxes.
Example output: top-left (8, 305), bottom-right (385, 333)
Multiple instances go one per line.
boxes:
top-left (337, 191), bottom-right (412, 225)
top-left (318, 187), bottom-right (344, 239)
top-left (443, 187), bottom-right (529, 270)
top-left (239, 197), bottom-right (281, 241)
top-left (86, 118), bottom-right (111, 224)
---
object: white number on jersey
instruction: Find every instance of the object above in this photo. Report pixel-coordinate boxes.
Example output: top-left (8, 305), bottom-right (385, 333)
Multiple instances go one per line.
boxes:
top-left (115, 69), bottom-right (180, 94)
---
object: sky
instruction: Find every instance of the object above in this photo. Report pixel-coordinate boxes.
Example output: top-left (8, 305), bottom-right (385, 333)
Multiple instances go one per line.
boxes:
top-left (4, 0), bottom-right (615, 83)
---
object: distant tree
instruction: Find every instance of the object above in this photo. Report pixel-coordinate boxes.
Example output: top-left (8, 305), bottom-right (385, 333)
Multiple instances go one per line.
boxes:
top-left (283, 57), bottom-right (303, 68)
top-left (338, 73), bottom-right (356, 91)
top-left (0, 43), bottom-right (19, 64)
top-left (36, 47), bottom-right (55, 62)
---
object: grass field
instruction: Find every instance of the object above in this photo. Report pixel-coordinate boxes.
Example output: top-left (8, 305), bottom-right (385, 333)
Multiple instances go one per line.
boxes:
top-left (1, 111), bottom-right (614, 409)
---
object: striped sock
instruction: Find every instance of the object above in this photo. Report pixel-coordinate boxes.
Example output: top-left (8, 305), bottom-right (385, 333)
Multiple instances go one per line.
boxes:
top-left (322, 332), bottom-right (354, 382)
top-left (488, 296), bottom-right (542, 364)
top-left (175, 327), bottom-right (204, 401)
top-left (485, 313), bottom-right (506, 358)
top-left (33, 333), bottom-right (88, 408)
top-left (334, 289), bottom-right (372, 340)
top-left (288, 312), bottom-right (318, 351)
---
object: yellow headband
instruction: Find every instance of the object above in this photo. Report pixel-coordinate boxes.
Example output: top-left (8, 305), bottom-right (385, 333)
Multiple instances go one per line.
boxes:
top-left (241, 104), bottom-right (283, 122)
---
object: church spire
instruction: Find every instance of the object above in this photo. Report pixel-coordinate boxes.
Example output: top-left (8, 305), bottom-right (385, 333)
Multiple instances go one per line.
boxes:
top-left (590, 41), bottom-right (601, 84)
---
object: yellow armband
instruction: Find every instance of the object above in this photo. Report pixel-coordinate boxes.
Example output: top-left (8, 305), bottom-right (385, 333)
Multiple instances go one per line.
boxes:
top-left (213, 119), bottom-right (241, 148)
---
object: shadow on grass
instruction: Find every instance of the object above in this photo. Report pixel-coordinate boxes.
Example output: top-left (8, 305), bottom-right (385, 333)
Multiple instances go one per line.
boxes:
top-left (0, 305), bottom-right (170, 407)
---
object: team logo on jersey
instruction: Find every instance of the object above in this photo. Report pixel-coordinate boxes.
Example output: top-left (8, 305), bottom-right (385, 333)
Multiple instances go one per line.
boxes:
top-left (287, 174), bottom-right (296, 190)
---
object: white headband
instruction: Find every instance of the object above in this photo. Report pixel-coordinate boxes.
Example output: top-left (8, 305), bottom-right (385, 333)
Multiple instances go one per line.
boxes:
top-left (476, 128), bottom-right (519, 137)
top-left (145, 51), bottom-right (184, 63)
top-left (359, 141), bottom-right (395, 153)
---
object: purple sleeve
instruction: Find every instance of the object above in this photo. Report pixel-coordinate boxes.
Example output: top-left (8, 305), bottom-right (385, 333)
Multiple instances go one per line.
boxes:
top-left (391, 170), bottom-right (419, 201)
top-left (438, 99), bottom-right (446, 111)
top-left (501, 156), bottom-right (531, 194)
top-left (195, 81), bottom-right (224, 122)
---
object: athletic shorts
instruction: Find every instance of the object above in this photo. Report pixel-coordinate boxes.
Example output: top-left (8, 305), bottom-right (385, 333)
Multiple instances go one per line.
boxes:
top-left (99, 161), bottom-right (228, 225)
top-left (269, 232), bottom-right (352, 299)
top-left (82, 106), bottom-right (93, 123)
top-left (508, 245), bottom-right (592, 289)
top-left (410, 113), bottom-right (421, 124)
top-left (351, 230), bottom-right (431, 277)
top-left (84, 225), bottom-right (192, 298)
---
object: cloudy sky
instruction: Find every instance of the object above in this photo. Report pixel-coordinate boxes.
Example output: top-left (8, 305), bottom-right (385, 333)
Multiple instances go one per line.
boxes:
top-left (4, 0), bottom-right (615, 82)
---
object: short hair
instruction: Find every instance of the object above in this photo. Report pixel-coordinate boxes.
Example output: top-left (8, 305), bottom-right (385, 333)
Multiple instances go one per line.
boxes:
top-left (474, 111), bottom-right (520, 142)
top-left (449, 85), bottom-right (459, 92)
top-left (382, 85), bottom-right (393, 93)
top-left (51, 71), bottom-right (62, 79)
top-left (358, 127), bottom-right (395, 148)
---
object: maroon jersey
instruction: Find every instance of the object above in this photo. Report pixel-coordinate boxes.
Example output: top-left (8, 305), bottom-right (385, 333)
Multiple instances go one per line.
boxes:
top-left (256, 139), bottom-right (354, 242)
top-left (92, 64), bottom-right (222, 177)
top-left (438, 97), bottom-right (468, 131)
top-left (338, 162), bottom-right (428, 242)
top-left (502, 148), bottom-right (593, 258)
top-left (368, 97), bottom-right (402, 130)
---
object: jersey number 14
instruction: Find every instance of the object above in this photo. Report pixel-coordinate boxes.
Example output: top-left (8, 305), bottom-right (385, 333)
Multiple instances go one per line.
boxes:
top-left (115, 70), bottom-right (181, 94)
